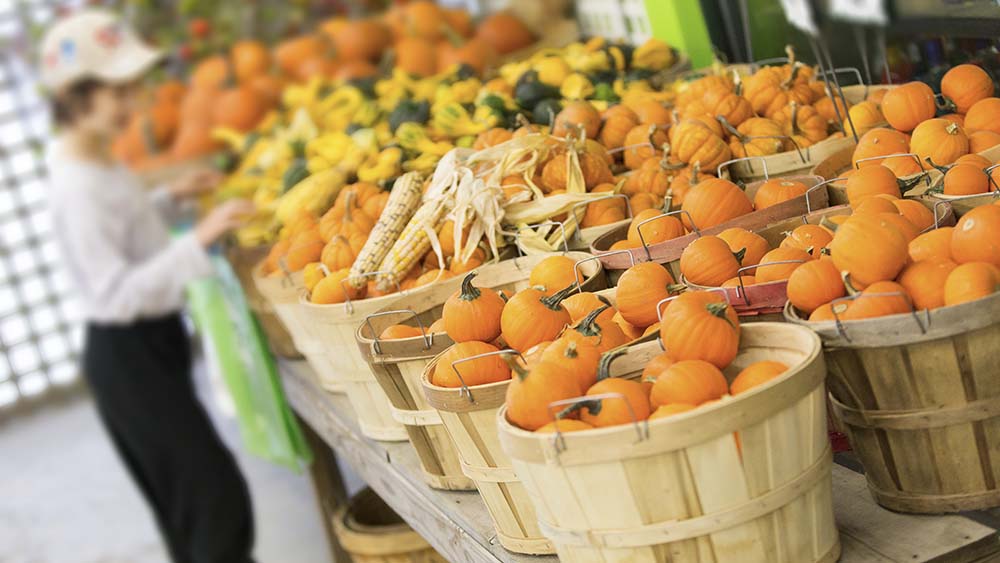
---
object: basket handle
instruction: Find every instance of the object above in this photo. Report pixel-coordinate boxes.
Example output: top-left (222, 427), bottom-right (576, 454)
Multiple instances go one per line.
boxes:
top-left (545, 392), bottom-right (649, 455)
top-left (634, 209), bottom-right (699, 263)
top-left (818, 67), bottom-right (865, 88)
top-left (853, 153), bottom-right (931, 188)
top-left (451, 349), bottom-right (523, 403)
top-left (829, 291), bottom-right (929, 343)
top-left (571, 255), bottom-right (605, 294)
top-left (717, 156), bottom-right (769, 180)
top-left (364, 309), bottom-right (432, 354)
top-left (341, 270), bottom-right (402, 315)
top-left (655, 286), bottom-right (731, 322)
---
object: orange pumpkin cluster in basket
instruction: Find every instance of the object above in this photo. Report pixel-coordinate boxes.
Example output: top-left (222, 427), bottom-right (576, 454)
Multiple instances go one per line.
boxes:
top-left (778, 192), bottom-right (1000, 322)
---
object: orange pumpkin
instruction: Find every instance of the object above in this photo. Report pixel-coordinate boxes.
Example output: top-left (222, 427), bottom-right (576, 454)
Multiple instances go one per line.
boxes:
top-left (891, 199), bottom-right (936, 231)
top-left (754, 247), bottom-right (811, 283)
top-left (830, 214), bottom-right (909, 288)
top-left (951, 204), bottom-right (1000, 266)
top-left (561, 304), bottom-right (630, 353)
top-left (877, 211), bottom-right (920, 242)
top-left (753, 179), bottom-right (808, 210)
top-left (327, 18), bottom-right (391, 63)
top-left (433, 341), bottom-right (510, 388)
top-left (845, 165), bottom-right (902, 205)
top-left (274, 35), bottom-right (327, 79)
top-left (475, 12), bottom-right (535, 55)
top-left (898, 258), bottom-right (958, 310)
top-left (787, 259), bottom-right (845, 314)
top-left (650, 360), bottom-right (729, 408)
top-left (967, 130), bottom-right (1000, 153)
top-left (622, 124), bottom-right (668, 170)
top-left (579, 378), bottom-right (651, 427)
top-left (910, 118), bottom-right (969, 166)
top-left (727, 116), bottom-right (785, 159)
top-left (855, 197), bottom-right (901, 216)
top-left (505, 360), bottom-right (582, 431)
top-left (380, 324), bottom-right (424, 340)
top-left (845, 100), bottom-right (885, 137)
top-left (437, 36), bottom-right (497, 75)
top-left (442, 272), bottom-right (505, 343)
top-left (626, 209), bottom-right (684, 247)
top-left (665, 162), bottom-right (711, 209)
top-left (320, 235), bottom-right (358, 272)
top-left (553, 101), bottom-right (602, 139)
top-left (535, 419), bottom-right (594, 433)
top-left (599, 106), bottom-right (640, 151)
top-left (681, 178), bottom-right (754, 230)
top-left (212, 85), bottom-right (267, 132)
top-left (964, 97), bottom-right (1000, 134)
top-left (641, 352), bottom-right (675, 387)
top-left (852, 128), bottom-right (911, 169)
top-left (702, 88), bottom-right (753, 127)
top-left (311, 268), bottom-right (366, 304)
top-left (730, 361), bottom-right (787, 395)
top-left (540, 338), bottom-right (602, 391)
top-left (776, 102), bottom-right (828, 149)
top-left (670, 119), bottom-right (732, 171)
top-left (395, 37), bottom-right (438, 77)
top-left (581, 191), bottom-right (627, 227)
top-left (630, 99), bottom-right (673, 125)
top-left (941, 64), bottom-right (995, 114)
top-left (659, 291), bottom-right (740, 369)
top-left (615, 262), bottom-right (680, 328)
top-left (231, 40), bottom-right (271, 83)
top-left (500, 287), bottom-right (573, 352)
top-left (880, 81), bottom-right (936, 132)
top-left (781, 224), bottom-right (833, 258)
top-left (717, 228), bottom-right (770, 267)
top-left (680, 236), bottom-right (742, 287)
top-left (909, 227), bottom-right (954, 262)
top-left (840, 281), bottom-right (913, 321)
top-left (528, 255), bottom-right (578, 296)
top-left (561, 292), bottom-right (616, 325)
top-left (943, 163), bottom-right (990, 196)
top-left (190, 55), bottom-right (229, 89)
top-left (944, 262), bottom-right (1000, 306)
top-left (649, 403), bottom-right (697, 419)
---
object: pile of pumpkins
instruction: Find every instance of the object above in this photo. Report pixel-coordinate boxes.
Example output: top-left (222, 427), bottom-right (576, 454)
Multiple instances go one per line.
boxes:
top-left (112, 1), bottom-right (538, 171)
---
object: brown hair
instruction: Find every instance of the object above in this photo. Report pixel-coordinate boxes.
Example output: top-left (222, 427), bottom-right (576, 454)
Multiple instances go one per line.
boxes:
top-left (51, 78), bottom-right (105, 126)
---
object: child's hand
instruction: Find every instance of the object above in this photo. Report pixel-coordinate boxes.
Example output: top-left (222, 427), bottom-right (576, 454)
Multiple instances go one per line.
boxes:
top-left (171, 169), bottom-right (223, 200)
top-left (195, 200), bottom-right (256, 246)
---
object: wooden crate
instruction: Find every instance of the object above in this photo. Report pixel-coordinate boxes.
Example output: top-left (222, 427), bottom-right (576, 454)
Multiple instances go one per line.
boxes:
top-left (333, 487), bottom-right (448, 563)
top-left (253, 264), bottom-right (345, 393)
top-left (785, 293), bottom-right (1000, 514)
top-left (590, 174), bottom-right (830, 274)
top-left (356, 253), bottom-right (606, 490)
top-left (497, 324), bottom-right (839, 562)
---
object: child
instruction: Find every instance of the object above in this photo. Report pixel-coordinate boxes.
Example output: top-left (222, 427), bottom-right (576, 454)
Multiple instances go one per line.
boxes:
top-left (40, 9), bottom-right (257, 563)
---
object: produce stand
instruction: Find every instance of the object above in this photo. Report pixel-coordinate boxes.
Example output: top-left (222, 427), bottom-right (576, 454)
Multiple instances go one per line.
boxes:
top-left (278, 357), bottom-right (1000, 563)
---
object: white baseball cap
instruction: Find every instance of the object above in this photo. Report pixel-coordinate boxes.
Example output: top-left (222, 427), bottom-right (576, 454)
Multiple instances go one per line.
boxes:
top-left (39, 8), bottom-right (163, 91)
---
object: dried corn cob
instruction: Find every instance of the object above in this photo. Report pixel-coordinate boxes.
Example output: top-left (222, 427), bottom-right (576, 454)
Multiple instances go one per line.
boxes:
top-left (347, 172), bottom-right (423, 288)
top-left (375, 196), bottom-right (450, 290)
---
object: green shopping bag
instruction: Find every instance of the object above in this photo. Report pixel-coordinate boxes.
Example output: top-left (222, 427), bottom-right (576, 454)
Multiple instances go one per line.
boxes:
top-left (187, 256), bottom-right (312, 471)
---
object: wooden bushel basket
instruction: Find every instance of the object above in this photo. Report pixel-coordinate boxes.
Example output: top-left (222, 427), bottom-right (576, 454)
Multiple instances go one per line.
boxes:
top-left (726, 136), bottom-right (856, 182)
top-left (333, 487), bottom-right (447, 563)
top-left (497, 324), bottom-right (839, 563)
top-left (809, 142), bottom-right (945, 206)
top-left (785, 291), bottom-right (1000, 513)
top-left (253, 264), bottom-right (344, 392)
top-left (590, 171), bottom-right (830, 275)
top-left (356, 252), bottom-right (606, 490)
top-left (226, 245), bottom-right (301, 359)
top-left (411, 252), bottom-right (605, 554)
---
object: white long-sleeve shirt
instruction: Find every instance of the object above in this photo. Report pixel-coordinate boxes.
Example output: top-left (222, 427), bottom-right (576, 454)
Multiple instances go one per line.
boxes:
top-left (46, 138), bottom-right (214, 325)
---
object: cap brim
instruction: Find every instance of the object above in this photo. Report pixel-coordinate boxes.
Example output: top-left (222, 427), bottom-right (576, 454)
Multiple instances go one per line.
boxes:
top-left (93, 44), bottom-right (163, 84)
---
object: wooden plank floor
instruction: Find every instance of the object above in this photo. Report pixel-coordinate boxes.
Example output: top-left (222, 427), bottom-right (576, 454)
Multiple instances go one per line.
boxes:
top-left (279, 359), bottom-right (1000, 563)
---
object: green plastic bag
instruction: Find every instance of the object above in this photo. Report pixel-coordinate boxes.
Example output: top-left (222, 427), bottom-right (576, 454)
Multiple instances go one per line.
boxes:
top-left (187, 256), bottom-right (311, 471)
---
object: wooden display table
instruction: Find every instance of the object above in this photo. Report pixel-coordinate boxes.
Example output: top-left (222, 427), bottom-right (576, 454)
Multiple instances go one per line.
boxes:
top-left (278, 359), bottom-right (1000, 563)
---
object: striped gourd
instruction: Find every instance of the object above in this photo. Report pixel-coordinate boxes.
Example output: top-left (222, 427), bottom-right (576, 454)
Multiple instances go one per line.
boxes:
top-left (375, 195), bottom-right (450, 291)
top-left (347, 172), bottom-right (423, 288)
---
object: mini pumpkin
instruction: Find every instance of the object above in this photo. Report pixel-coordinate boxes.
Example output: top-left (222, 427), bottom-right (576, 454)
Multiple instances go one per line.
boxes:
top-left (852, 128), bottom-right (911, 169)
top-left (753, 179), bottom-right (809, 210)
top-left (944, 163), bottom-right (990, 196)
top-left (964, 97), bottom-right (1000, 135)
top-left (552, 101), bottom-right (603, 139)
top-left (780, 224), bottom-right (833, 258)
top-left (500, 286), bottom-right (574, 352)
top-left (727, 117), bottom-right (785, 159)
top-left (840, 281), bottom-right (913, 321)
top-left (787, 259), bottom-right (845, 314)
top-left (579, 378), bottom-right (651, 427)
top-left (754, 247), bottom-right (811, 283)
top-left (659, 291), bottom-right (740, 369)
top-left (670, 119), bottom-right (732, 171)
top-left (730, 361), bottom-right (787, 395)
top-left (881, 81), bottom-right (936, 132)
top-left (944, 262), bottom-right (1000, 306)
top-left (910, 118), bottom-right (969, 167)
top-left (941, 64), bottom-right (995, 114)
top-left (909, 227), bottom-right (954, 262)
top-left (951, 204), bottom-right (1000, 266)
top-left (681, 178), bottom-right (754, 230)
top-left (680, 236), bottom-right (743, 287)
top-left (845, 165), bottom-right (903, 205)
top-left (504, 360), bottom-right (582, 431)
top-left (830, 214), bottom-right (909, 288)
top-left (433, 341), bottom-right (511, 388)
top-left (898, 258), bottom-right (958, 310)
top-left (529, 255), bottom-right (579, 296)
top-left (626, 209), bottom-right (685, 247)
top-left (622, 124), bottom-right (669, 170)
top-left (615, 261), bottom-right (680, 328)
top-left (442, 272), bottom-right (506, 343)
top-left (650, 360), bottom-right (729, 408)
top-left (717, 228), bottom-right (770, 267)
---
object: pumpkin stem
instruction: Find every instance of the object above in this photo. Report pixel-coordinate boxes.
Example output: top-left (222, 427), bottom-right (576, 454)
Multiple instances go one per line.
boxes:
top-left (541, 283), bottom-right (578, 311)
top-left (502, 354), bottom-right (530, 381)
top-left (458, 272), bottom-right (482, 301)
top-left (841, 271), bottom-right (862, 296)
top-left (780, 62), bottom-right (801, 90)
top-left (343, 191), bottom-right (355, 223)
top-left (688, 161), bottom-right (702, 188)
top-left (923, 156), bottom-right (950, 175)
top-left (557, 401), bottom-right (598, 420)
top-left (562, 341), bottom-right (580, 360)
top-left (705, 301), bottom-right (737, 329)
top-left (573, 304), bottom-right (611, 338)
top-left (667, 283), bottom-right (688, 294)
top-left (733, 247), bottom-right (747, 266)
top-left (596, 347), bottom-right (626, 382)
top-left (898, 171), bottom-right (930, 194)
top-left (645, 124), bottom-right (661, 148)
top-left (788, 101), bottom-right (803, 137)
top-left (717, 115), bottom-right (742, 140)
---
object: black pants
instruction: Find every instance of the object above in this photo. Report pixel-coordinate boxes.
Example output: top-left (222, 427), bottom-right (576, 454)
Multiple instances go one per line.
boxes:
top-left (84, 314), bottom-right (255, 563)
